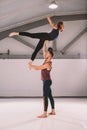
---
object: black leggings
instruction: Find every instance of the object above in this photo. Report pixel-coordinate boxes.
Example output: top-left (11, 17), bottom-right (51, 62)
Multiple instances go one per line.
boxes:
top-left (19, 32), bottom-right (51, 61)
top-left (43, 80), bottom-right (55, 111)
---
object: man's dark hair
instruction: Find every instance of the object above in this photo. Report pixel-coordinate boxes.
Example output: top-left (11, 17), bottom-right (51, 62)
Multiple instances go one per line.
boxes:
top-left (48, 47), bottom-right (54, 57)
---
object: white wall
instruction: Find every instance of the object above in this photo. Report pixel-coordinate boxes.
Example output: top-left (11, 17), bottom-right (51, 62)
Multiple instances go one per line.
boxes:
top-left (0, 59), bottom-right (87, 97)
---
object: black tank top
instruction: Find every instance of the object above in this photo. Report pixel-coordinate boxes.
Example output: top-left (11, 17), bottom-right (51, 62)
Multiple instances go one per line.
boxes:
top-left (49, 28), bottom-right (59, 40)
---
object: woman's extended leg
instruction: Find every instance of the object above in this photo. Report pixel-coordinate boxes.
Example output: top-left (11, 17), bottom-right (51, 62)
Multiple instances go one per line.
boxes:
top-left (9, 32), bottom-right (50, 40)
top-left (19, 32), bottom-right (50, 40)
top-left (19, 32), bottom-right (43, 39)
top-left (9, 32), bottom-right (50, 61)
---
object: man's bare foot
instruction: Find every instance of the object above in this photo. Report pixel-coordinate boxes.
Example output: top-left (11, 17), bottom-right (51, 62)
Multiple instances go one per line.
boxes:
top-left (48, 111), bottom-right (56, 115)
top-left (37, 114), bottom-right (47, 118)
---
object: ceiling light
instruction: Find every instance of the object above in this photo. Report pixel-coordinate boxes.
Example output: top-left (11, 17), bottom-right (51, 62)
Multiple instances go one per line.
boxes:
top-left (49, 1), bottom-right (58, 9)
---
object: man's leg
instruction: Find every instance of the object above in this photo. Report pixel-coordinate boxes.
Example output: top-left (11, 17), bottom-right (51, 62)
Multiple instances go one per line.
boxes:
top-left (48, 88), bottom-right (56, 115)
top-left (37, 81), bottom-right (49, 118)
top-left (37, 96), bottom-right (48, 118)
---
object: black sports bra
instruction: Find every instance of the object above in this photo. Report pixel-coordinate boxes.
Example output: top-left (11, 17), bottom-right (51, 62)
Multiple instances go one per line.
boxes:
top-left (49, 28), bottom-right (59, 40)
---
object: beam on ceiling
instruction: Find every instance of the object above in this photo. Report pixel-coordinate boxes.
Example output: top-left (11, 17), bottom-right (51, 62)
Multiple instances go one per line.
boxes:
top-left (0, 53), bottom-right (80, 59)
top-left (0, 14), bottom-right (87, 40)
top-left (61, 27), bottom-right (87, 54)
top-left (13, 36), bottom-right (35, 50)
top-left (13, 36), bottom-right (42, 55)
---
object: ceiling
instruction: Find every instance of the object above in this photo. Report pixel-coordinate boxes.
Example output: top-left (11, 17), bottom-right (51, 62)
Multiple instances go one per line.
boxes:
top-left (0, 0), bottom-right (87, 31)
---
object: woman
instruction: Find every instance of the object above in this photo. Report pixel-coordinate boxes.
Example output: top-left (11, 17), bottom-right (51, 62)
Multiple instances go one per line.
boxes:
top-left (9, 16), bottom-right (64, 61)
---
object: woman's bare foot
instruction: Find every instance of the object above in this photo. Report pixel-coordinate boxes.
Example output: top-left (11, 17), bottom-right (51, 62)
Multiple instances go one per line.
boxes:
top-left (9, 32), bottom-right (19, 37)
top-left (28, 60), bottom-right (33, 70)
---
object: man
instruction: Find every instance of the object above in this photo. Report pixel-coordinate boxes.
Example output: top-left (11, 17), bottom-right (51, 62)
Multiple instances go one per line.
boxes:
top-left (29, 41), bottom-right (56, 118)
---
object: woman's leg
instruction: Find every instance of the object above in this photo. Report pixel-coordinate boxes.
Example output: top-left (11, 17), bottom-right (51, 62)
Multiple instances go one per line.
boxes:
top-left (19, 32), bottom-right (50, 40)
top-left (9, 32), bottom-right (50, 40)
top-left (31, 39), bottom-right (45, 61)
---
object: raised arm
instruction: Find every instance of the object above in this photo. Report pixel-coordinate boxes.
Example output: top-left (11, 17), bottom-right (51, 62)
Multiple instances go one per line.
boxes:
top-left (42, 41), bottom-right (48, 59)
top-left (47, 16), bottom-right (57, 30)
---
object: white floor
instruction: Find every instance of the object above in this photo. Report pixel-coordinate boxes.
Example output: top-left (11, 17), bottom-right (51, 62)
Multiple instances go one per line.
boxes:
top-left (0, 98), bottom-right (87, 130)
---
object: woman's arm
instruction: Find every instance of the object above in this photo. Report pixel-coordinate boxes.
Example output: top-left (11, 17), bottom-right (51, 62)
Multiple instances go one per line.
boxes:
top-left (47, 16), bottom-right (58, 29)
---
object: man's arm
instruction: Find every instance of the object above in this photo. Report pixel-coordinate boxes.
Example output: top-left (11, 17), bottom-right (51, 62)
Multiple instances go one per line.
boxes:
top-left (47, 16), bottom-right (57, 29)
top-left (42, 41), bottom-right (47, 59)
top-left (29, 63), bottom-right (48, 70)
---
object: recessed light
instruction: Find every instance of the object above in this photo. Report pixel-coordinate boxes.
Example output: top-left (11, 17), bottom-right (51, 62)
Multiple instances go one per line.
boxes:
top-left (49, 1), bottom-right (58, 9)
